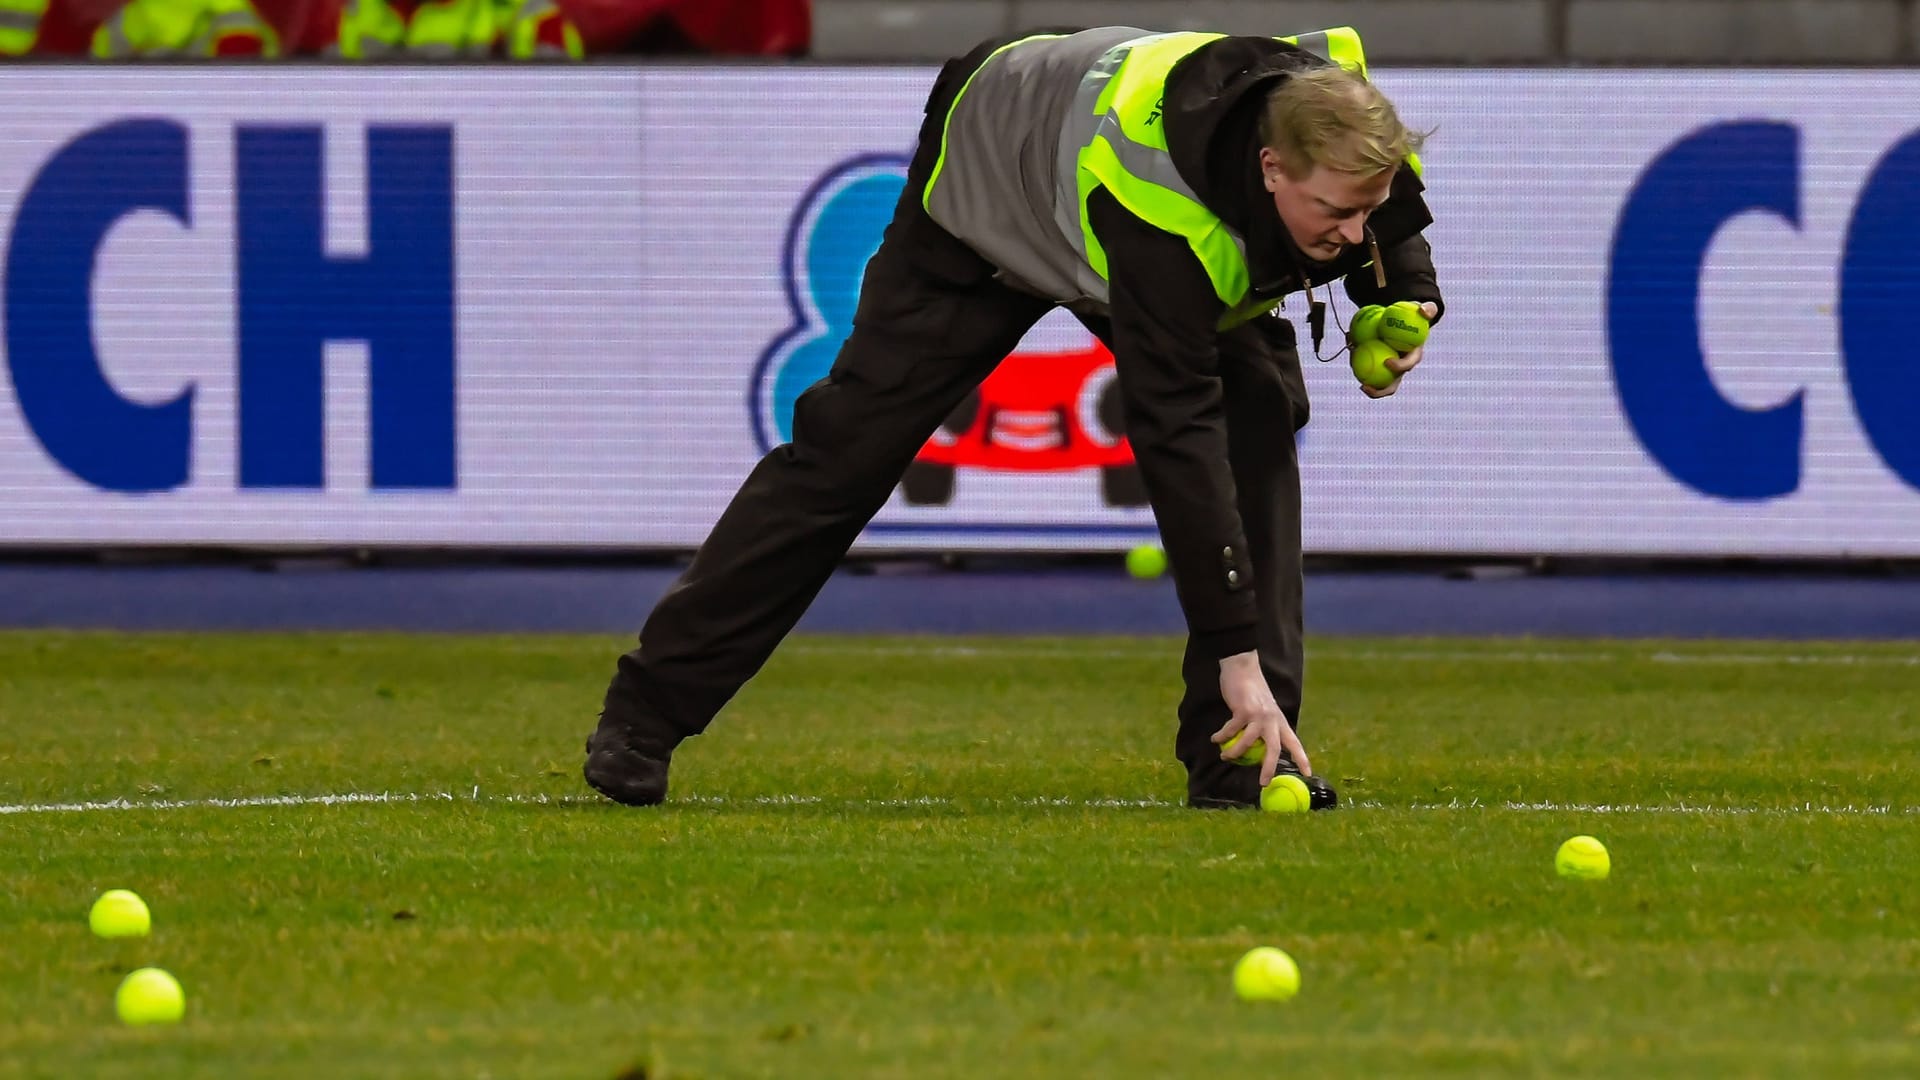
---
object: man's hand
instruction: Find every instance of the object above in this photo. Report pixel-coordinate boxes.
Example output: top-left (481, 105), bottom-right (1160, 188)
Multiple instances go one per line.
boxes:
top-left (1211, 650), bottom-right (1312, 787)
top-left (1361, 301), bottom-right (1439, 399)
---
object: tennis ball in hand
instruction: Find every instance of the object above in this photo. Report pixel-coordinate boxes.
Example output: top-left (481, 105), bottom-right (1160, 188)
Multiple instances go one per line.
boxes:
top-left (1349, 304), bottom-right (1386, 343)
top-left (1378, 301), bottom-right (1430, 352)
top-left (1226, 736), bottom-right (1265, 765)
top-left (89, 890), bottom-right (150, 939)
top-left (1232, 946), bottom-right (1301, 1001)
top-left (1556, 835), bottom-right (1611, 880)
top-left (1125, 544), bottom-right (1167, 579)
top-left (1350, 339), bottom-right (1398, 390)
top-left (1260, 774), bottom-right (1312, 814)
top-left (116, 968), bottom-right (185, 1026)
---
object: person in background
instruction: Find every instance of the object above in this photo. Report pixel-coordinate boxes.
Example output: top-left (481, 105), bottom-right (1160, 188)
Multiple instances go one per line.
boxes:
top-left (27, 0), bottom-right (278, 55)
top-left (17, 0), bottom-right (586, 56)
top-left (8, 0), bottom-right (802, 55)
top-left (309, 0), bottom-right (583, 59)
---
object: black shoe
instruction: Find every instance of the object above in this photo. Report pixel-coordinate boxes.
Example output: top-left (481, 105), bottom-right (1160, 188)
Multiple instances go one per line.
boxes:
top-left (1186, 755), bottom-right (1338, 811)
top-left (1301, 772), bottom-right (1338, 811)
top-left (583, 710), bottom-right (679, 807)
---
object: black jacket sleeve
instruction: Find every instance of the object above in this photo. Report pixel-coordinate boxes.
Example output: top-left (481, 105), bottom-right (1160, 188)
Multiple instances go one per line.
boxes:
top-left (1087, 187), bottom-right (1259, 660)
top-left (1344, 233), bottom-right (1444, 319)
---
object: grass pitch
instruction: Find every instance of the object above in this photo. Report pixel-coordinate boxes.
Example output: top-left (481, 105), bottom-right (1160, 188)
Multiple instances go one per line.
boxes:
top-left (2, 631), bottom-right (1917, 1078)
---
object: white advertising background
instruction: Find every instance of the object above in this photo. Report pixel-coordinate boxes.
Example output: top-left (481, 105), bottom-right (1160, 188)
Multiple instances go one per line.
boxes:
top-left (0, 67), bottom-right (1914, 555)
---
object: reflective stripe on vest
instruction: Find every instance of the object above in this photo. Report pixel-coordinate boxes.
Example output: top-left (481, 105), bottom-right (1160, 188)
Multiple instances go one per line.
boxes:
top-left (335, 0), bottom-right (495, 58)
top-left (1061, 25), bottom-right (1412, 327)
top-left (0, 0), bottom-right (46, 55)
top-left (1281, 27), bottom-right (1367, 78)
top-left (1063, 31), bottom-right (1267, 326)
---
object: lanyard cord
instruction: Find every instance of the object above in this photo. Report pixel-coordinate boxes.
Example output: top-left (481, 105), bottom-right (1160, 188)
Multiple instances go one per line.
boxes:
top-left (1296, 226), bottom-right (1386, 364)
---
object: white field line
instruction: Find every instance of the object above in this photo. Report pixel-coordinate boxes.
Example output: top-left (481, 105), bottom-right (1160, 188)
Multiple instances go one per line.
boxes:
top-left (785, 643), bottom-right (1920, 667)
top-left (1, 791), bottom-right (1914, 817)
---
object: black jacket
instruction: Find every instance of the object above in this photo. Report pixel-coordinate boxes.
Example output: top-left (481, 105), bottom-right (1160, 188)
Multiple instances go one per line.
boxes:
top-left (1087, 35), bottom-right (1443, 659)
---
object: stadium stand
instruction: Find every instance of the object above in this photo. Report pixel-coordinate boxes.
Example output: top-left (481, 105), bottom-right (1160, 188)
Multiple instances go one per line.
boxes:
top-left (810, 0), bottom-right (1920, 63)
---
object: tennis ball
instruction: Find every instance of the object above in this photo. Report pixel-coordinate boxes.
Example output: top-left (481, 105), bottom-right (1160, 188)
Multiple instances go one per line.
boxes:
top-left (1223, 736), bottom-right (1264, 765)
top-left (1350, 339), bottom-right (1398, 390)
top-left (1260, 774), bottom-right (1312, 814)
top-left (1125, 544), bottom-right (1167, 579)
top-left (115, 968), bottom-right (185, 1026)
top-left (1377, 301), bottom-right (1430, 352)
top-left (89, 889), bottom-right (150, 939)
top-left (1556, 835), bottom-right (1611, 880)
top-left (1232, 946), bottom-right (1300, 1002)
top-left (1349, 304), bottom-right (1386, 343)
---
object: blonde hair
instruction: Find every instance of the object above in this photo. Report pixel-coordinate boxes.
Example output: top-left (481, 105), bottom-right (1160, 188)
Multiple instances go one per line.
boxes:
top-left (1259, 66), bottom-right (1423, 180)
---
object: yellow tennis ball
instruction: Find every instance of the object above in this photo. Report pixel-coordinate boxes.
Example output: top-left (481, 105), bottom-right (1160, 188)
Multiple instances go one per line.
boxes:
top-left (1259, 774), bottom-right (1312, 814)
top-left (1556, 835), bottom-right (1611, 880)
top-left (115, 968), bottom-right (185, 1026)
top-left (89, 889), bottom-right (150, 939)
top-left (1378, 301), bottom-right (1430, 352)
top-left (1349, 304), bottom-right (1386, 343)
top-left (1227, 736), bottom-right (1265, 765)
top-left (1350, 339), bottom-right (1398, 390)
top-left (1232, 946), bottom-right (1300, 1002)
top-left (1124, 544), bottom-right (1167, 580)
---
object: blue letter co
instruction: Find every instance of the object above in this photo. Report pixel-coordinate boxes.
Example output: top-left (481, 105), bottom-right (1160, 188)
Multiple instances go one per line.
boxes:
top-left (5, 119), bottom-right (457, 493)
top-left (1608, 121), bottom-right (1920, 499)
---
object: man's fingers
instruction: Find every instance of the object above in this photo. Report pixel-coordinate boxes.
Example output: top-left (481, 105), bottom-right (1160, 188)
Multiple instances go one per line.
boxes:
top-left (1221, 729), bottom-right (1258, 760)
top-left (1276, 723), bottom-right (1313, 777)
top-left (1260, 737), bottom-right (1281, 787)
top-left (1211, 716), bottom-right (1250, 747)
top-left (1418, 301), bottom-right (1439, 320)
top-left (1364, 342), bottom-right (1421, 398)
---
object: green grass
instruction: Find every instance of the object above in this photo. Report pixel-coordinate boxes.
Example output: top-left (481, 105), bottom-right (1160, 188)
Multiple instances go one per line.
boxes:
top-left (2, 631), bottom-right (1917, 1078)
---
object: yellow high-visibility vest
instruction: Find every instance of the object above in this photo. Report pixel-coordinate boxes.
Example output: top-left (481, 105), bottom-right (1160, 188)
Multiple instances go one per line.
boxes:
top-left (92, 0), bottom-right (279, 57)
top-left (0, 0), bottom-right (47, 55)
top-left (335, 0), bottom-right (495, 58)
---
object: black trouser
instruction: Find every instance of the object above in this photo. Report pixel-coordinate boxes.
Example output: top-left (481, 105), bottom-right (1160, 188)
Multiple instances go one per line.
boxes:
top-left (601, 48), bottom-right (1313, 771)
top-left (1171, 318), bottom-right (1310, 771)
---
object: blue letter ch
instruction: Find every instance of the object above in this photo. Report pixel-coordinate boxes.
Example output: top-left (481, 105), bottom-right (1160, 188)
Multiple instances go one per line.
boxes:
top-left (5, 119), bottom-right (456, 493)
